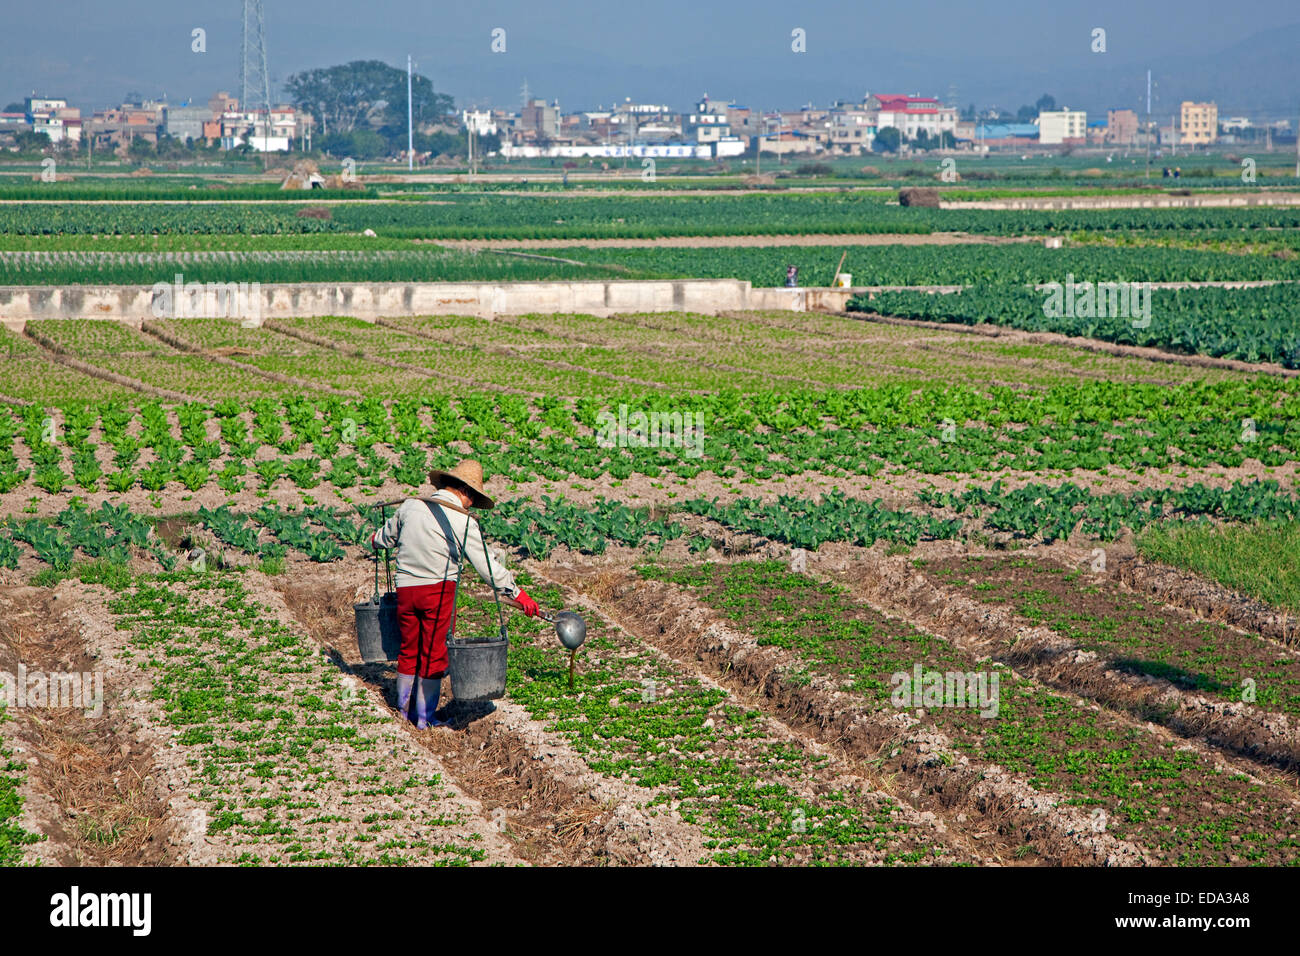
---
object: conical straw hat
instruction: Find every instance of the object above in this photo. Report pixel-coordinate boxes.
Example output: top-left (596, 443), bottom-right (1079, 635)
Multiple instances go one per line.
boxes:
top-left (428, 458), bottom-right (494, 510)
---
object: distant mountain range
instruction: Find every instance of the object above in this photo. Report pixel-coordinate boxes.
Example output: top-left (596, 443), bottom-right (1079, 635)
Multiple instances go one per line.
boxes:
top-left (956, 23), bottom-right (1300, 119)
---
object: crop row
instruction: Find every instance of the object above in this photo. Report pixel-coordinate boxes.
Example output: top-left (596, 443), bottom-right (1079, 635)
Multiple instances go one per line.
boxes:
top-left (643, 561), bottom-right (1300, 864)
top-left (0, 204), bottom-right (343, 236)
top-left (925, 555), bottom-right (1300, 718)
top-left (0, 183), bottom-right (378, 201)
top-left (102, 572), bottom-right (492, 864)
top-left (458, 582), bottom-right (956, 864)
top-left (7, 196), bottom-right (1300, 240)
top-left (851, 284), bottom-right (1300, 368)
top-left (557, 243), bottom-right (1300, 287)
top-left (918, 478), bottom-right (1300, 543)
top-left (0, 500), bottom-right (374, 572)
top-left (6, 416), bottom-right (1294, 497)
top-left (7, 477), bottom-right (1296, 576)
top-left (322, 196), bottom-right (1300, 239)
top-left (1, 310), bottom-right (1281, 404)
top-left (3, 385), bottom-right (1297, 499)
top-left (0, 248), bottom-right (628, 285)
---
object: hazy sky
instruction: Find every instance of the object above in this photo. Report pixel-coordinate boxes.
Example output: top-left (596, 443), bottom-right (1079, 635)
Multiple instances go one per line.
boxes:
top-left (5, 1), bottom-right (1298, 114)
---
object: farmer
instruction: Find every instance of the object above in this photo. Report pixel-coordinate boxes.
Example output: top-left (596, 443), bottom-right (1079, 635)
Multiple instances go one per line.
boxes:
top-left (370, 459), bottom-right (539, 728)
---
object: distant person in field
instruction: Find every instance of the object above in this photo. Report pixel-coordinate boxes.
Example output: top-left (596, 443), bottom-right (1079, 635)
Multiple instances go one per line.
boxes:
top-left (370, 459), bottom-right (539, 728)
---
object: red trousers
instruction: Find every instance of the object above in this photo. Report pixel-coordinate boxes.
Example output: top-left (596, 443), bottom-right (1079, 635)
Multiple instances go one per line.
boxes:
top-left (396, 582), bottom-right (457, 679)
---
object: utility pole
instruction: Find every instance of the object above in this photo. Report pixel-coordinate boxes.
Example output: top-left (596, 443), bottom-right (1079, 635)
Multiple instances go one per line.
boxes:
top-left (1144, 69), bottom-right (1152, 180)
top-left (407, 55), bottom-right (413, 172)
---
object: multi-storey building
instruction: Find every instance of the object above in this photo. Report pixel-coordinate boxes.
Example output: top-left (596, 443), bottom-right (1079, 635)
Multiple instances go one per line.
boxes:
top-left (1037, 109), bottom-right (1087, 145)
top-left (1180, 101), bottom-right (1218, 145)
top-left (1105, 109), bottom-right (1139, 145)
top-left (866, 94), bottom-right (958, 142)
top-left (827, 109), bottom-right (876, 154)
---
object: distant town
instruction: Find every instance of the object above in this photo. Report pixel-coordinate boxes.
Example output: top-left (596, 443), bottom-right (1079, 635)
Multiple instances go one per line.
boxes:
top-left (3, 84), bottom-right (1294, 164)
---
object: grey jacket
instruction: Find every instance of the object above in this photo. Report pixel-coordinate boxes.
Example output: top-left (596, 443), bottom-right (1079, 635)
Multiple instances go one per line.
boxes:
top-left (370, 489), bottom-right (520, 596)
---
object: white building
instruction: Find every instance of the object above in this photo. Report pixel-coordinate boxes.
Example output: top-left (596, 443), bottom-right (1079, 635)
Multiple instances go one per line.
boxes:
top-left (221, 107), bottom-right (298, 151)
top-left (866, 94), bottom-right (958, 142)
top-left (462, 109), bottom-right (497, 136)
top-left (1037, 109), bottom-right (1087, 145)
top-left (500, 138), bottom-right (744, 160)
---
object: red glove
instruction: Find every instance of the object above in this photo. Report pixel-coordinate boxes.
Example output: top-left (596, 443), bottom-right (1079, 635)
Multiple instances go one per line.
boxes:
top-left (514, 589), bottom-right (540, 617)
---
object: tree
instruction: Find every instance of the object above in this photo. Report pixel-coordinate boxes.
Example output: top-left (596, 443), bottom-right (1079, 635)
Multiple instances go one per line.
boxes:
top-left (349, 129), bottom-right (387, 159)
top-left (286, 60), bottom-right (453, 139)
top-left (127, 137), bottom-right (155, 161)
top-left (14, 130), bottom-right (51, 153)
top-left (155, 134), bottom-right (193, 159)
top-left (873, 126), bottom-right (901, 153)
top-left (415, 129), bottom-right (465, 157)
top-left (3, 102), bottom-right (24, 114)
top-left (320, 128), bottom-right (386, 160)
top-left (1035, 94), bottom-right (1056, 113)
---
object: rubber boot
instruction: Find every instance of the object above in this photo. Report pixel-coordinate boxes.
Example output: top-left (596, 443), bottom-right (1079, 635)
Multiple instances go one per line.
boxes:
top-left (415, 677), bottom-right (441, 729)
top-left (395, 673), bottom-right (416, 723)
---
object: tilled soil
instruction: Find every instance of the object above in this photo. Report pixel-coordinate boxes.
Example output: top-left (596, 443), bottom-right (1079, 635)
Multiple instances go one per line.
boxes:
top-left (270, 560), bottom-right (983, 866)
top-left (271, 566), bottom-right (711, 866)
top-left (0, 585), bottom-right (176, 865)
top-left (571, 557), bottom-right (1300, 865)
top-left (549, 562), bottom-right (1144, 866)
top-left (30, 576), bottom-right (524, 866)
top-left (826, 551), bottom-right (1300, 773)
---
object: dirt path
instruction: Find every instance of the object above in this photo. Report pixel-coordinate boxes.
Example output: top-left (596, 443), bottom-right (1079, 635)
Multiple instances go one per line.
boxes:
top-left (272, 565), bottom-right (711, 865)
top-left (0, 585), bottom-right (177, 865)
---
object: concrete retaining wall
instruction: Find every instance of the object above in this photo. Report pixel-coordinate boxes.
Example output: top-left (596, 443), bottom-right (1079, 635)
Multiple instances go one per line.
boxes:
top-left (0, 279), bottom-right (858, 330)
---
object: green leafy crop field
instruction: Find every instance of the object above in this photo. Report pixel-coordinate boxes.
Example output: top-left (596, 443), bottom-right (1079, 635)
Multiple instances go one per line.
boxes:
top-left (2, 179), bottom-right (1298, 869)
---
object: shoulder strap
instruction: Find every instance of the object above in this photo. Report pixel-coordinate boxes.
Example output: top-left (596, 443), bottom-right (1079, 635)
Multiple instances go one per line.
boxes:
top-left (421, 497), bottom-right (509, 642)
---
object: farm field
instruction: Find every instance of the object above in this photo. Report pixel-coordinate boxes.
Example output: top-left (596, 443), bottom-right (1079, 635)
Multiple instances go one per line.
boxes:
top-left (3, 299), bottom-right (1300, 868)
top-left (2, 166), bottom-right (1299, 872)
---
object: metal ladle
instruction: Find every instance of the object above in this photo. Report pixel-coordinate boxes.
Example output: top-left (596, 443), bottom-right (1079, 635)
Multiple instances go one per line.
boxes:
top-left (504, 599), bottom-right (587, 689)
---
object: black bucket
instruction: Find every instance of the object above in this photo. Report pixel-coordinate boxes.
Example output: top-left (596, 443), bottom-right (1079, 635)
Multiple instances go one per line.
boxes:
top-left (354, 593), bottom-right (400, 663)
top-left (447, 634), bottom-right (509, 701)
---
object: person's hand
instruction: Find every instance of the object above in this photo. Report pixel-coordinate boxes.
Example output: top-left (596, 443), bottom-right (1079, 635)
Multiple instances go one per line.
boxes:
top-left (514, 589), bottom-right (540, 617)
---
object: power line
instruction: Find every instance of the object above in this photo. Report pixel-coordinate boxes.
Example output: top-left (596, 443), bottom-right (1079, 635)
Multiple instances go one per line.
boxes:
top-left (240, 0), bottom-right (272, 152)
